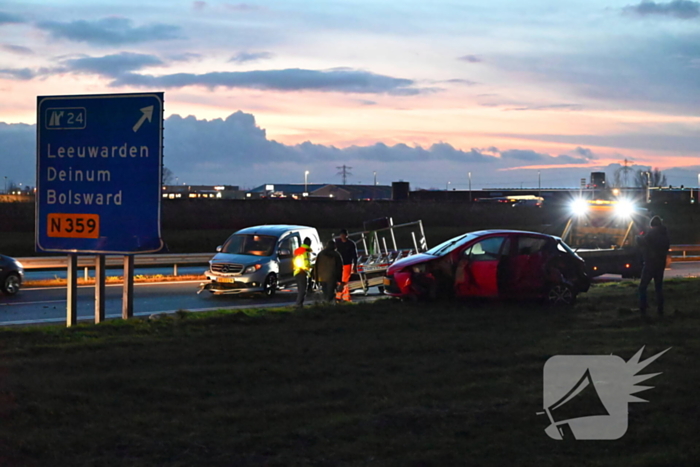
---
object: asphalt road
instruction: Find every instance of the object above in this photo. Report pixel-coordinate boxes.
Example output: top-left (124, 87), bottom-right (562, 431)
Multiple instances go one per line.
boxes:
top-left (2, 262), bottom-right (698, 327)
top-left (0, 281), bottom-right (383, 326)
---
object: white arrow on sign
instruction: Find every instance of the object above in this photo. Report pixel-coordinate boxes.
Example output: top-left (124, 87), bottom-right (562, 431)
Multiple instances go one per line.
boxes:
top-left (132, 105), bottom-right (154, 132)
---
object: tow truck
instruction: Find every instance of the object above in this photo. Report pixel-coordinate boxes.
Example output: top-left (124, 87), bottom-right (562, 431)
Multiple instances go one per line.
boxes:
top-left (562, 197), bottom-right (650, 278)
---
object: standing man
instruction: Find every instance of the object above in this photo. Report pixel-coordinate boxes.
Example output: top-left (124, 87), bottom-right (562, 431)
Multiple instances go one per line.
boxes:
top-left (637, 216), bottom-right (670, 317)
top-left (313, 240), bottom-right (344, 304)
top-left (293, 237), bottom-right (313, 308)
top-left (335, 229), bottom-right (358, 302)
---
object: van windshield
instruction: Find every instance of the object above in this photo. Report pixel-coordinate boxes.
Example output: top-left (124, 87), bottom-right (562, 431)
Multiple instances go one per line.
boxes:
top-left (221, 234), bottom-right (277, 256)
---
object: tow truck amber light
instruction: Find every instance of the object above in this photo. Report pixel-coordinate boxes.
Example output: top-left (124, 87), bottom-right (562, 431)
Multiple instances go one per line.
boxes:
top-left (625, 264), bottom-right (630, 268)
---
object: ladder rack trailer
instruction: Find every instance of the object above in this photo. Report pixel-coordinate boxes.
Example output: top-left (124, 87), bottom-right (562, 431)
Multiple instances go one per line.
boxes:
top-left (344, 218), bottom-right (428, 294)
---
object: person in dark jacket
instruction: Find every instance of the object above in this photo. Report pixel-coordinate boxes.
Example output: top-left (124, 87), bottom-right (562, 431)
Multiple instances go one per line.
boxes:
top-left (637, 216), bottom-right (670, 316)
top-left (335, 229), bottom-right (358, 302)
top-left (313, 240), bottom-right (344, 303)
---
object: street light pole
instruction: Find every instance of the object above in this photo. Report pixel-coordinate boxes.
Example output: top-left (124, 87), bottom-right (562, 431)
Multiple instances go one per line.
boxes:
top-left (446, 181), bottom-right (451, 191)
top-left (468, 172), bottom-right (472, 203)
top-left (373, 171), bottom-right (377, 186)
top-left (304, 170), bottom-right (309, 193)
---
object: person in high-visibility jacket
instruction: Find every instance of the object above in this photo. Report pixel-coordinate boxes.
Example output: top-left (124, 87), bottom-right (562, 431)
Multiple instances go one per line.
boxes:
top-left (335, 229), bottom-right (357, 302)
top-left (294, 237), bottom-right (313, 307)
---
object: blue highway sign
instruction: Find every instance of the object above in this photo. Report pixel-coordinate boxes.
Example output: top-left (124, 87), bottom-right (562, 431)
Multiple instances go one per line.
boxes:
top-left (36, 93), bottom-right (164, 254)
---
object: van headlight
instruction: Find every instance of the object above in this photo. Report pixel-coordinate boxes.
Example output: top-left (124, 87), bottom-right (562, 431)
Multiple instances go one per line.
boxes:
top-left (243, 264), bottom-right (262, 274)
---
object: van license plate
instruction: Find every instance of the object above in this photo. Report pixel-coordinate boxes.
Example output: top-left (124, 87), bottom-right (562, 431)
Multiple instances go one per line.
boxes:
top-left (218, 277), bottom-right (236, 283)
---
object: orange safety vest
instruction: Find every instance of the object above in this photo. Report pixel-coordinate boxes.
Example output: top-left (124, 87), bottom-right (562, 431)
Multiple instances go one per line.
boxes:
top-left (293, 245), bottom-right (312, 275)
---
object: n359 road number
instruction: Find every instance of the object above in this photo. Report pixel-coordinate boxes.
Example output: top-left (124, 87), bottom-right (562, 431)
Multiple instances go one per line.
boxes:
top-left (47, 213), bottom-right (100, 238)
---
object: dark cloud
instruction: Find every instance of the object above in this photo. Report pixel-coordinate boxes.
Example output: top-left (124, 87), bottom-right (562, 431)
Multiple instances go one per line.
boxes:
top-left (445, 78), bottom-right (477, 85)
top-left (193, 1), bottom-right (207, 11)
top-left (36, 17), bottom-right (183, 45)
top-left (0, 68), bottom-right (36, 80)
top-left (458, 55), bottom-right (482, 63)
top-left (500, 149), bottom-right (588, 165)
top-left (573, 147), bottom-right (596, 159)
top-left (61, 52), bottom-right (165, 77)
top-left (228, 51), bottom-right (274, 63)
top-left (111, 68), bottom-right (424, 95)
top-left (496, 130), bottom-right (700, 154)
top-left (1, 112), bottom-right (694, 188)
top-left (160, 113), bottom-right (498, 180)
top-left (0, 122), bottom-right (36, 186)
top-left (167, 53), bottom-right (202, 62)
top-left (0, 12), bottom-right (25, 25)
top-left (1, 44), bottom-right (33, 55)
top-left (500, 149), bottom-right (547, 162)
top-left (624, 1), bottom-right (700, 19)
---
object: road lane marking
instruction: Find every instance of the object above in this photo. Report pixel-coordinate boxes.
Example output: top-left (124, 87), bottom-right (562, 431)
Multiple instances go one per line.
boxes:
top-left (0, 299), bottom-right (65, 307)
top-left (21, 280), bottom-right (205, 292)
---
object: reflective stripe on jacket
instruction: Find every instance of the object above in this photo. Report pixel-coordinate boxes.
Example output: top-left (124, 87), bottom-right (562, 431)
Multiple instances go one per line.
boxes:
top-left (293, 245), bottom-right (312, 275)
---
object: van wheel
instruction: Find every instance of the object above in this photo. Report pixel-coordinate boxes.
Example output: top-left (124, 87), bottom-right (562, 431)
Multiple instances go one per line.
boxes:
top-left (262, 273), bottom-right (277, 298)
top-left (546, 283), bottom-right (575, 307)
top-left (2, 273), bottom-right (21, 296)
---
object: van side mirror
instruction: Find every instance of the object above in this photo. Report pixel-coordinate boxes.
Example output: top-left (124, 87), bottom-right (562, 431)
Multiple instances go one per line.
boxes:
top-left (278, 248), bottom-right (291, 258)
top-left (216, 245), bottom-right (222, 252)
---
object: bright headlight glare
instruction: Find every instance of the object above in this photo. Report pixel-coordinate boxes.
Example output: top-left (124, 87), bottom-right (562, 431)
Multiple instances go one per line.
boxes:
top-left (571, 199), bottom-right (589, 216)
top-left (615, 200), bottom-right (634, 217)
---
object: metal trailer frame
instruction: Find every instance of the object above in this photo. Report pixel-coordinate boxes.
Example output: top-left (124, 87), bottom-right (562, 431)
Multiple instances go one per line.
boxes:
top-left (344, 219), bottom-right (428, 294)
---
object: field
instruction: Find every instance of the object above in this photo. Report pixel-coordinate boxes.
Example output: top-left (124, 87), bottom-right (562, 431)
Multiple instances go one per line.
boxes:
top-left (0, 280), bottom-right (698, 466)
top-left (3, 198), bottom-right (700, 256)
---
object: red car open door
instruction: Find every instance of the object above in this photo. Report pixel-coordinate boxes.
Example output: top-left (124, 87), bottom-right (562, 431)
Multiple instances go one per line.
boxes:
top-left (504, 234), bottom-right (551, 298)
top-left (454, 235), bottom-right (508, 298)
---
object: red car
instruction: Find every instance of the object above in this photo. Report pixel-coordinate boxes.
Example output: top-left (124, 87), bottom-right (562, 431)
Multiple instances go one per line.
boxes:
top-left (384, 230), bottom-right (590, 306)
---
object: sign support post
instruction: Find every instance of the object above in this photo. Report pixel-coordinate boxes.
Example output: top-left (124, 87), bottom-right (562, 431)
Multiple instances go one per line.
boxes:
top-left (122, 255), bottom-right (134, 319)
top-left (36, 92), bottom-right (164, 327)
top-left (95, 255), bottom-right (105, 323)
top-left (67, 254), bottom-right (78, 326)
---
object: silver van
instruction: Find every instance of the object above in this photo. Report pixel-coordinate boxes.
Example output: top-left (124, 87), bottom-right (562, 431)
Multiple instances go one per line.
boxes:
top-left (199, 225), bottom-right (321, 296)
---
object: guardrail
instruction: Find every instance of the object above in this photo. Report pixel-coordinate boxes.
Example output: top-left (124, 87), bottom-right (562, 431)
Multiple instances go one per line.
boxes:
top-left (14, 244), bottom-right (700, 273)
top-left (668, 245), bottom-right (700, 258)
top-left (17, 253), bottom-right (213, 274)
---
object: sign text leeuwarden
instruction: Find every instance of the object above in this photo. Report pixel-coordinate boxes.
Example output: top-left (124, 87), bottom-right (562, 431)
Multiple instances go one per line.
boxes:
top-left (36, 93), bottom-right (164, 254)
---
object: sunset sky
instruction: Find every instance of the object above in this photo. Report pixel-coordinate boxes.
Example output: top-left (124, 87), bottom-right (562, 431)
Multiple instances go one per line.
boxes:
top-left (1, 0), bottom-right (699, 190)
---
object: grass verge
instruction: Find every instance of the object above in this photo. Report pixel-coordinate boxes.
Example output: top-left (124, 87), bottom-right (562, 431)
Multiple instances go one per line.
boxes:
top-left (0, 279), bottom-right (698, 466)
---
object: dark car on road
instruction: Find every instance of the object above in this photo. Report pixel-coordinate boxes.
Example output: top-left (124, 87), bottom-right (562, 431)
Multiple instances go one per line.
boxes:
top-left (384, 230), bottom-right (590, 306)
top-left (0, 254), bottom-right (24, 296)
